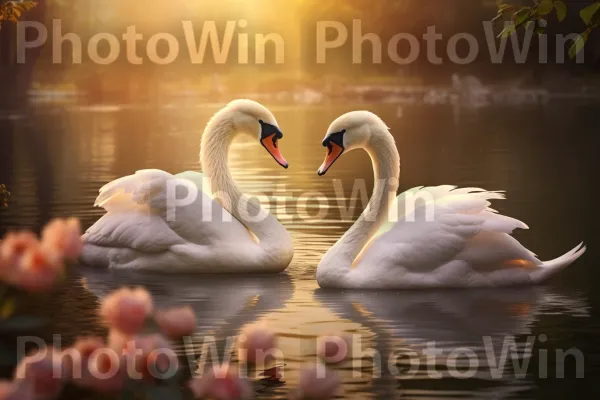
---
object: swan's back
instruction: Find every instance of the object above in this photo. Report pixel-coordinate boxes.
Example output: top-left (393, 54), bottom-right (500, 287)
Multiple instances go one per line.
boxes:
top-left (351, 186), bottom-right (585, 288)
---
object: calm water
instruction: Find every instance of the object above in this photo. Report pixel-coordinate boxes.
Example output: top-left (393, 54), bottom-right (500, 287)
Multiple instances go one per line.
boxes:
top-left (0, 101), bottom-right (599, 398)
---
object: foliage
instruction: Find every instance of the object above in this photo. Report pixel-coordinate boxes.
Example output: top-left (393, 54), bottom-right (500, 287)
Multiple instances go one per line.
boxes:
top-left (495, 0), bottom-right (600, 59)
top-left (0, 184), bottom-right (9, 207)
top-left (570, 2), bottom-right (600, 58)
top-left (493, 0), bottom-right (566, 38)
top-left (0, 0), bottom-right (37, 29)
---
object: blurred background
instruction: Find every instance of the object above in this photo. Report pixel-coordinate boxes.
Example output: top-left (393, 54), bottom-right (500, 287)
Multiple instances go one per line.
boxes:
top-left (1, 1), bottom-right (600, 399)
top-left (1, 0), bottom-right (599, 109)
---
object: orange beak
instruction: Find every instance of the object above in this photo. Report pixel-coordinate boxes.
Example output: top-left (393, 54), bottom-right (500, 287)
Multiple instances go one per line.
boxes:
top-left (317, 142), bottom-right (344, 176)
top-left (261, 135), bottom-right (289, 169)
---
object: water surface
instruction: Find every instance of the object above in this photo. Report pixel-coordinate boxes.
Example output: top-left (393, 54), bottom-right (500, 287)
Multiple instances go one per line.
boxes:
top-left (0, 101), bottom-right (598, 398)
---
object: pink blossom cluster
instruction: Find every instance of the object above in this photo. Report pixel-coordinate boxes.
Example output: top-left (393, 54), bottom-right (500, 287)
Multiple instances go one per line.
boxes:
top-left (0, 218), bottom-right (82, 292)
top-left (0, 221), bottom-right (344, 400)
top-left (0, 286), bottom-right (198, 399)
top-left (0, 284), bottom-right (344, 400)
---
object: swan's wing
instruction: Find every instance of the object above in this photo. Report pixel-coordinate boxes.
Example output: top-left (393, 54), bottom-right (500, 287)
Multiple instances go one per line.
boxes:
top-left (85, 169), bottom-right (245, 251)
top-left (362, 186), bottom-right (539, 274)
top-left (93, 169), bottom-right (211, 218)
top-left (94, 169), bottom-right (179, 212)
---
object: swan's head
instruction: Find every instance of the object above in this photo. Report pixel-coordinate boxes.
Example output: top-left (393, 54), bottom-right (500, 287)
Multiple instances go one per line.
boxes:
top-left (226, 99), bottom-right (288, 169)
top-left (317, 111), bottom-right (389, 176)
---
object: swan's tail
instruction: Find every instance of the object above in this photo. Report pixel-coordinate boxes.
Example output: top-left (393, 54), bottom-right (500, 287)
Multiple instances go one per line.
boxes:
top-left (530, 242), bottom-right (586, 284)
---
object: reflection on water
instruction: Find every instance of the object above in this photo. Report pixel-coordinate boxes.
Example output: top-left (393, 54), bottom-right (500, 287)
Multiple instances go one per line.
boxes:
top-left (0, 102), bottom-right (598, 399)
top-left (315, 287), bottom-right (589, 398)
top-left (81, 268), bottom-right (295, 336)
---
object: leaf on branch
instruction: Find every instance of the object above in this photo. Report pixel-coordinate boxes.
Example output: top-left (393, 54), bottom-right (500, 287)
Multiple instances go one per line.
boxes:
top-left (535, 25), bottom-right (546, 35)
top-left (0, 184), bottom-right (9, 207)
top-left (498, 24), bottom-right (517, 39)
top-left (568, 29), bottom-right (591, 59)
top-left (554, 0), bottom-right (567, 21)
top-left (9, 0), bottom-right (38, 12)
top-left (513, 7), bottom-right (532, 28)
top-left (0, 1), bottom-right (37, 25)
top-left (580, 1), bottom-right (600, 25)
top-left (537, 0), bottom-right (554, 16)
top-left (525, 20), bottom-right (536, 31)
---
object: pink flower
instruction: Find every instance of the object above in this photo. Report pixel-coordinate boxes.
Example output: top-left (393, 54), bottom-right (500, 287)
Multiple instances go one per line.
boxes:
top-left (100, 287), bottom-right (153, 335)
top-left (0, 256), bottom-right (8, 281)
top-left (294, 364), bottom-right (340, 400)
top-left (0, 380), bottom-right (33, 400)
top-left (123, 334), bottom-right (178, 382)
top-left (41, 218), bottom-right (82, 261)
top-left (107, 328), bottom-right (131, 353)
top-left (0, 232), bottom-right (38, 265)
top-left (63, 337), bottom-right (104, 377)
top-left (155, 306), bottom-right (197, 339)
top-left (0, 231), bottom-right (63, 293)
top-left (317, 334), bottom-right (350, 364)
top-left (64, 337), bottom-right (127, 393)
top-left (13, 349), bottom-right (67, 400)
top-left (188, 365), bottom-right (252, 400)
top-left (237, 324), bottom-right (278, 366)
top-left (13, 246), bottom-right (62, 293)
top-left (0, 232), bottom-right (39, 280)
top-left (86, 350), bottom-right (127, 393)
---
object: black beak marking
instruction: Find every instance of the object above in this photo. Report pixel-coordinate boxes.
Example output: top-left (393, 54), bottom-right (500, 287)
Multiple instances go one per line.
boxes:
top-left (322, 129), bottom-right (346, 150)
top-left (259, 120), bottom-right (283, 141)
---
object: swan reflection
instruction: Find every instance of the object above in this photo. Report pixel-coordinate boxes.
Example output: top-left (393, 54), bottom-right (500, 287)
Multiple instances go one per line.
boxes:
top-left (80, 267), bottom-right (294, 339)
top-left (314, 286), bottom-right (589, 399)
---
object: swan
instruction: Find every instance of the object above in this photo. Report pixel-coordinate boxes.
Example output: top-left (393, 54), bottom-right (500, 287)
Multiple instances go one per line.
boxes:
top-left (315, 111), bottom-right (586, 289)
top-left (81, 100), bottom-right (294, 272)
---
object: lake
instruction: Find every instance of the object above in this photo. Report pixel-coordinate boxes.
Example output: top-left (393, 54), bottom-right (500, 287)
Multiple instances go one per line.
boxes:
top-left (0, 100), bottom-right (598, 399)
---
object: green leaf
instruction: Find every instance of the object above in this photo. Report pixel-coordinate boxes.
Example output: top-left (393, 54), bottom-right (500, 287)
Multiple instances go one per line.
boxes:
top-left (537, 0), bottom-right (554, 15)
top-left (535, 25), bottom-right (546, 35)
top-left (568, 30), bottom-right (590, 59)
top-left (554, 1), bottom-right (567, 21)
top-left (580, 2), bottom-right (600, 25)
top-left (498, 3), bottom-right (513, 13)
top-left (498, 24), bottom-right (517, 39)
top-left (525, 20), bottom-right (536, 31)
top-left (513, 7), bottom-right (532, 28)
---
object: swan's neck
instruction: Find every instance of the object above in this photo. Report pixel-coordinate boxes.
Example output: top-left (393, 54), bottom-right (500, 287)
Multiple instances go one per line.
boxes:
top-left (200, 111), bottom-right (293, 267)
top-left (317, 130), bottom-right (400, 285)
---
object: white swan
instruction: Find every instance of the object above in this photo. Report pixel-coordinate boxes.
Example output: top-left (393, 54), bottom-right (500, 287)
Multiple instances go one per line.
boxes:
top-left (316, 111), bottom-right (586, 289)
top-left (81, 100), bottom-right (294, 272)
